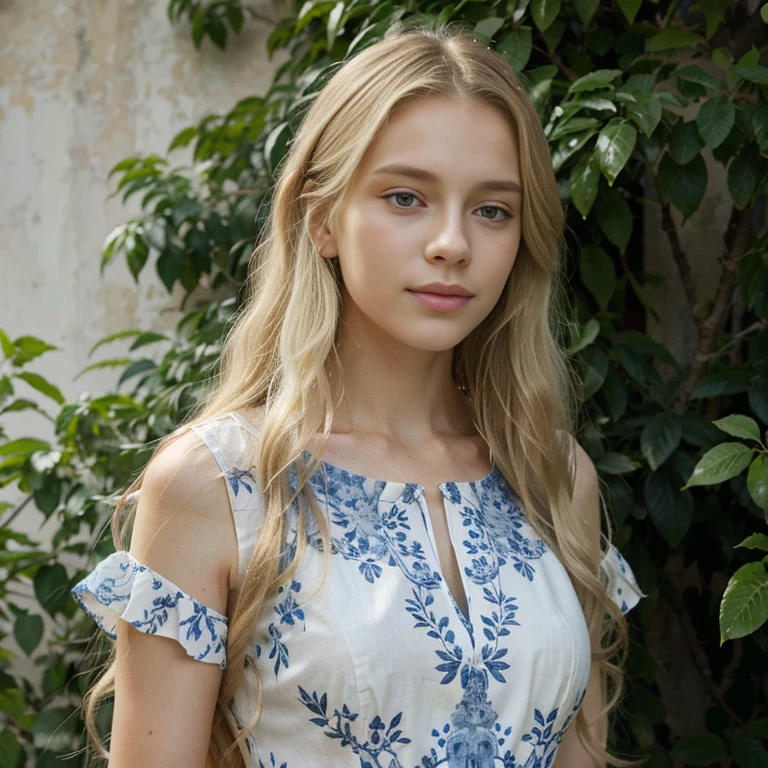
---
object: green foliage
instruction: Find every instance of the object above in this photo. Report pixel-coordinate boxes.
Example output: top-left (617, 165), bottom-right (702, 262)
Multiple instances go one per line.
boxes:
top-left (1, 0), bottom-right (768, 764)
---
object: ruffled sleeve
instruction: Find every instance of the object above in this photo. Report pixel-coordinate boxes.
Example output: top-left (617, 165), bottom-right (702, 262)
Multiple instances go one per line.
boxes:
top-left (71, 550), bottom-right (229, 670)
top-left (598, 543), bottom-right (645, 614)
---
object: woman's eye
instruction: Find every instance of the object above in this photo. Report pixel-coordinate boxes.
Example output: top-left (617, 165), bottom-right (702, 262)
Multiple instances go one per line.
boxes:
top-left (478, 205), bottom-right (511, 221)
top-left (385, 192), bottom-right (420, 208)
top-left (384, 193), bottom-right (511, 221)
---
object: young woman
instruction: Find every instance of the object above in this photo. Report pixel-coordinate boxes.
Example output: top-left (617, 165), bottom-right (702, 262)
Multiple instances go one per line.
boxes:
top-left (71, 23), bottom-right (643, 768)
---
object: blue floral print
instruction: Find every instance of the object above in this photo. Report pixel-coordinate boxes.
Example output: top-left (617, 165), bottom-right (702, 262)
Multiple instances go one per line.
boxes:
top-left (298, 686), bottom-right (411, 767)
top-left (254, 579), bottom-right (306, 678)
top-left (70, 413), bottom-right (645, 767)
top-left (70, 550), bottom-right (228, 669)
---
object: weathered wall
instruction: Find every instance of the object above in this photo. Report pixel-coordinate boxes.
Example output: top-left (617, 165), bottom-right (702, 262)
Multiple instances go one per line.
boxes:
top-left (0, 0), bottom-right (286, 685)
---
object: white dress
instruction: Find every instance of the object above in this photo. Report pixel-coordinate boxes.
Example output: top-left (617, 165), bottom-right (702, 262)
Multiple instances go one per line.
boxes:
top-left (71, 411), bottom-right (643, 768)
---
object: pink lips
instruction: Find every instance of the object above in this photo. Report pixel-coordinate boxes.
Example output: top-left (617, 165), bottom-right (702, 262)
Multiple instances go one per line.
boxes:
top-left (407, 290), bottom-right (471, 312)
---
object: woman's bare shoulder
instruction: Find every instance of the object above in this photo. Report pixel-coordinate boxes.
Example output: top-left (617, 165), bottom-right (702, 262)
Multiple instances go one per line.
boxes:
top-left (130, 427), bottom-right (238, 600)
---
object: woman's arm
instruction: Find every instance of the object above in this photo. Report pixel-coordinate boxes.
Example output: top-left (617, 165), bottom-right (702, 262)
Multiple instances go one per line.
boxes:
top-left (107, 430), bottom-right (239, 768)
top-left (554, 440), bottom-right (607, 768)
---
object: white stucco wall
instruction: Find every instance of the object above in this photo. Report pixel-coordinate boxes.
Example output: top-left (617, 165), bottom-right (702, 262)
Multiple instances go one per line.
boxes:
top-left (0, 0), bottom-right (286, 688)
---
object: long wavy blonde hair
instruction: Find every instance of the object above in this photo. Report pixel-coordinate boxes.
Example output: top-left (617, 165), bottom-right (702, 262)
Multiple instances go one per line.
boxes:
top-left (78, 21), bottom-right (630, 768)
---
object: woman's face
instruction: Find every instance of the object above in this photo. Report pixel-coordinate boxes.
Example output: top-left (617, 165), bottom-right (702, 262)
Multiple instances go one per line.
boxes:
top-left (325, 94), bottom-right (523, 352)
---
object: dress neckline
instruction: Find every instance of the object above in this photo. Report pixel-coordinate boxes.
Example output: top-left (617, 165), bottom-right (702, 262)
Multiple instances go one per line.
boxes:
top-left (301, 448), bottom-right (499, 493)
top-left (227, 411), bottom-right (499, 492)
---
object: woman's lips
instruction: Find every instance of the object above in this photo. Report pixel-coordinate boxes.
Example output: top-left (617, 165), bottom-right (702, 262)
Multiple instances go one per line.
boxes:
top-left (406, 290), bottom-right (471, 312)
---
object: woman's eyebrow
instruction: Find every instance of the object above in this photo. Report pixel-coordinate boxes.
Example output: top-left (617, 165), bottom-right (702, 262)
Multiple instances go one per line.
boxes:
top-left (371, 163), bottom-right (522, 193)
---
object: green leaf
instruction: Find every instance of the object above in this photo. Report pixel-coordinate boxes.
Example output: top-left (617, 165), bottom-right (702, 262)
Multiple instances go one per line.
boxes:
top-left (156, 246), bottom-right (185, 293)
top-left (226, 5), bottom-right (245, 33)
top-left (573, 0), bottom-right (599, 25)
top-left (0, 329), bottom-right (14, 359)
top-left (673, 64), bottom-right (724, 91)
top-left (13, 612), bottom-right (43, 656)
top-left (568, 69), bottom-right (622, 94)
top-left (540, 18), bottom-right (564, 53)
top-left (657, 152), bottom-right (708, 220)
top-left (498, 27), bottom-right (532, 73)
top-left (644, 471), bottom-right (692, 546)
top-left (15, 372), bottom-right (65, 404)
top-left (129, 332), bottom-right (169, 351)
top-left (712, 415), bottom-right (762, 443)
top-left (696, 95), bottom-right (735, 149)
top-left (596, 452), bottom-right (637, 475)
top-left (34, 564), bottom-right (71, 617)
top-left (581, 346), bottom-right (609, 399)
top-left (720, 561), bottom-right (768, 642)
top-left (568, 318), bottom-right (600, 355)
top-left (207, 12), bottom-right (227, 49)
top-left (737, 66), bottom-right (768, 84)
top-left (728, 143), bottom-right (760, 210)
top-left (117, 359), bottom-right (157, 388)
top-left (474, 17), bottom-right (505, 39)
top-left (753, 103), bottom-right (768, 156)
top-left (191, 4), bottom-right (205, 47)
top-left (617, 0), bottom-right (641, 23)
top-left (701, 0), bottom-right (731, 38)
top-left (736, 719), bottom-right (768, 740)
top-left (668, 120), bottom-right (705, 165)
top-left (551, 130), bottom-right (599, 172)
top-left (570, 152), bottom-right (601, 218)
top-left (682, 442), bottom-right (754, 488)
top-left (603, 366), bottom-right (628, 421)
top-left (646, 29), bottom-right (704, 52)
top-left (671, 733), bottom-right (728, 765)
top-left (616, 91), bottom-right (662, 137)
top-left (747, 455), bottom-right (768, 512)
top-left (0, 730), bottom-right (22, 768)
top-left (531, 0), bottom-right (561, 31)
top-left (550, 117), bottom-right (601, 141)
top-left (579, 245), bottom-right (615, 310)
top-left (627, 274), bottom-right (660, 322)
top-left (731, 738), bottom-right (768, 768)
top-left (327, 1), bottom-right (345, 50)
top-left (641, 414), bottom-right (682, 470)
top-left (0, 438), bottom-right (49, 456)
top-left (712, 47), bottom-right (733, 69)
top-left (10, 335), bottom-right (57, 366)
top-left (87, 328), bottom-right (143, 356)
top-left (736, 533), bottom-right (768, 552)
top-left (168, 126), bottom-right (198, 152)
top-left (596, 187), bottom-right (633, 251)
top-left (75, 357), bottom-right (135, 380)
top-left (264, 121), bottom-right (291, 175)
top-left (692, 368), bottom-right (750, 398)
top-left (596, 119), bottom-right (637, 185)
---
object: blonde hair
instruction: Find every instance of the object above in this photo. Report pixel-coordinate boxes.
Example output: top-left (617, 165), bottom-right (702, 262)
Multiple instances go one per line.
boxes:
top-left (78, 21), bottom-right (630, 767)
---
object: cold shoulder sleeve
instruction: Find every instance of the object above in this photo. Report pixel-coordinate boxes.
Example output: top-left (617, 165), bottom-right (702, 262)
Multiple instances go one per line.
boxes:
top-left (598, 543), bottom-right (645, 614)
top-left (71, 550), bottom-right (229, 670)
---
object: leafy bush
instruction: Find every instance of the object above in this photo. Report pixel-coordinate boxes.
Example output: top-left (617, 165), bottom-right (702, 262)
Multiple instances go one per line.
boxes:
top-left (1, 0), bottom-right (767, 765)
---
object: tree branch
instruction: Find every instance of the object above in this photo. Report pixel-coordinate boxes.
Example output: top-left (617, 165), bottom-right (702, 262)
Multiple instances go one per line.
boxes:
top-left (674, 207), bottom-right (755, 407)
top-left (672, 594), bottom-right (745, 728)
top-left (661, 202), bottom-right (698, 316)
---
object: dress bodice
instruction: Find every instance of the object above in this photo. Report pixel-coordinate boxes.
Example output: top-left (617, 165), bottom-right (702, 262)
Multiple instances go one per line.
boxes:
top-left (71, 412), bottom-right (643, 768)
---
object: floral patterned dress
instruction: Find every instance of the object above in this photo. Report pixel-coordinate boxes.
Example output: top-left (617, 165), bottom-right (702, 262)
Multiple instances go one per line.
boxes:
top-left (71, 411), bottom-right (643, 768)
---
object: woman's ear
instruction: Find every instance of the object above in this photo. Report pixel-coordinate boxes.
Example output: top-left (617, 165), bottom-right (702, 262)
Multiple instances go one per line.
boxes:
top-left (304, 183), bottom-right (338, 259)
top-left (307, 211), bottom-right (338, 260)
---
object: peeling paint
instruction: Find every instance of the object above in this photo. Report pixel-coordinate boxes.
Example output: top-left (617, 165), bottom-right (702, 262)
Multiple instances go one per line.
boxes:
top-left (8, 89), bottom-right (34, 117)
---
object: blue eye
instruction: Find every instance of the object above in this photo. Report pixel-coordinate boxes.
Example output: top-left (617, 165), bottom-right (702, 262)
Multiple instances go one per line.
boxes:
top-left (383, 193), bottom-right (511, 221)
